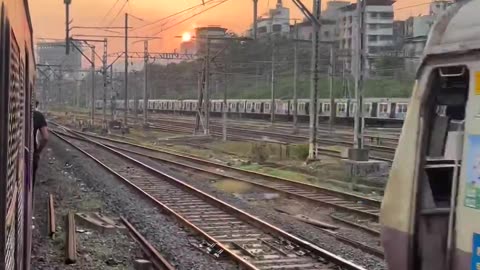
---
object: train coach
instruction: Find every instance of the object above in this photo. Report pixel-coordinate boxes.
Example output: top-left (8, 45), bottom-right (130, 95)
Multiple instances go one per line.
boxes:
top-left (381, 1), bottom-right (480, 269)
top-left (0, 0), bottom-right (36, 268)
top-left (95, 96), bottom-right (409, 124)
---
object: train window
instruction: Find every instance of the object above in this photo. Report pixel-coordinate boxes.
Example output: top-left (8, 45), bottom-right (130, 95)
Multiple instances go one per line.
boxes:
top-left (436, 105), bottom-right (447, 116)
top-left (379, 103), bottom-right (388, 113)
top-left (365, 103), bottom-right (372, 113)
top-left (324, 103), bottom-right (331, 112)
top-left (337, 103), bottom-right (346, 113)
top-left (397, 104), bottom-right (408, 113)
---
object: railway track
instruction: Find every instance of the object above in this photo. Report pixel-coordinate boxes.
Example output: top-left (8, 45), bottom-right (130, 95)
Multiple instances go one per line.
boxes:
top-left (51, 124), bottom-right (381, 229)
top-left (51, 129), bottom-right (368, 270)
top-left (55, 111), bottom-right (399, 147)
top-left (145, 121), bottom-right (396, 162)
top-left (53, 111), bottom-right (396, 162)
top-left (121, 217), bottom-right (176, 270)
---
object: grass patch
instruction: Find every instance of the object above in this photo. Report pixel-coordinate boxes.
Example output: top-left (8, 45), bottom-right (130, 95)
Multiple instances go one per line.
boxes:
top-left (289, 144), bottom-right (309, 160)
top-left (238, 164), bottom-right (312, 184)
top-left (211, 141), bottom-right (253, 157)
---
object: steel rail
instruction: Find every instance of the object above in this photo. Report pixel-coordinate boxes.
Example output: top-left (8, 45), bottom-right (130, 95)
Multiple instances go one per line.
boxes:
top-left (52, 130), bottom-right (367, 270)
top-left (48, 194), bottom-right (56, 237)
top-left (120, 217), bottom-right (176, 270)
top-left (54, 128), bottom-right (382, 238)
top-left (53, 125), bottom-right (381, 207)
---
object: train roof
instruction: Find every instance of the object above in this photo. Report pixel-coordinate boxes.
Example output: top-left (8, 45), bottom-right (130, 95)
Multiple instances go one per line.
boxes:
top-left (424, 0), bottom-right (480, 57)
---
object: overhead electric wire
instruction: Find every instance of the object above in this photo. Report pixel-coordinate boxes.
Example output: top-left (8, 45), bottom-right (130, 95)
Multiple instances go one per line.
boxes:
top-left (394, 1), bottom-right (436, 11)
top-left (100, 0), bottom-right (121, 24)
top-left (128, 13), bottom-right (146, 22)
top-left (106, 0), bottom-right (128, 27)
top-left (132, 0), bottom-right (219, 31)
top-left (150, 0), bottom-right (231, 36)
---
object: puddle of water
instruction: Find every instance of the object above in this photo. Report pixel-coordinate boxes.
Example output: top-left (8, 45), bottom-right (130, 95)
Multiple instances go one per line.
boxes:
top-left (212, 179), bottom-right (253, 194)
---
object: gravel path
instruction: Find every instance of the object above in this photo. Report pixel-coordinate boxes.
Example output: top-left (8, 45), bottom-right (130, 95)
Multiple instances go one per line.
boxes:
top-left (40, 136), bottom-right (238, 270)
top-left (32, 144), bottom-right (141, 269)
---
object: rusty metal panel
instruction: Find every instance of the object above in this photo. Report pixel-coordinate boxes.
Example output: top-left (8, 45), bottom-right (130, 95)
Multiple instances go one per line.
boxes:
top-left (0, 4), bottom-right (6, 269)
top-left (0, 2), bottom-right (35, 270)
top-left (7, 26), bottom-right (23, 270)
top-left (0, 16), bottom-right (25, 270)
top-left (15, 49), bottom-right (25, 270)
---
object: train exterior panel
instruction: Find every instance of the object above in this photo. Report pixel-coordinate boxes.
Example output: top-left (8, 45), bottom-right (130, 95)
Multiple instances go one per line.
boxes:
top-left (0, 0), bottom-right (36, 269)
top-left (381, 2), bottom-right (480, 270)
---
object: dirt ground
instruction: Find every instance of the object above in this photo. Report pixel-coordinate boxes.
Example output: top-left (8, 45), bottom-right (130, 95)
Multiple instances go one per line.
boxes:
top-left (31, 147), bottom-right (141, 269)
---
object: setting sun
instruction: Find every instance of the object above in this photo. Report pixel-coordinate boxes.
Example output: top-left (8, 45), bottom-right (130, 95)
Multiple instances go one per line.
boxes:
top-left (181, 32), bottom-right (192, 42)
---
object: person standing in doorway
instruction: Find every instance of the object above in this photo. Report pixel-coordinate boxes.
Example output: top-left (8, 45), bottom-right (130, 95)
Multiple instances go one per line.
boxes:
top-left (33, 101), bottom-right (49, 186)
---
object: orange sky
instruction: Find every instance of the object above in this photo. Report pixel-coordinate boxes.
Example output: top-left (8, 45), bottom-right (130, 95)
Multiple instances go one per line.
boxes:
top-left (30, 0), bottom-right (426, 65)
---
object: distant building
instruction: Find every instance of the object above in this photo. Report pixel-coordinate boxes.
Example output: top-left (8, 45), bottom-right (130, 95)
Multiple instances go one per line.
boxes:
top-left (292, 1), bottom-right (349, 45)
top-left (392, 20), bottom-right (405, 51)
top-left (338, 0), bottom-right (395, 75)
top-left (195, 26), bottom-right (227, 57)
top-left (37, 40), bottom-right (84, 81)
top-left (403, 0), bottom-right (454, 74)
top-left (294, 19), bottom-right (337, 43)
top-left (37, 41), bottom-right (82, 69)
top-left (323, 1), bottom-right (351, 19)
top-left (246, 0), bottom-right (290, 38)
top-left (180, 40), bottom-right (196, 55)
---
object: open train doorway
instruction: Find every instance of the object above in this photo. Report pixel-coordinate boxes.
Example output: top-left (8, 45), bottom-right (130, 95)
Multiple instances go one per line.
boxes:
top-left (415, 65), bottom-right (469, 270)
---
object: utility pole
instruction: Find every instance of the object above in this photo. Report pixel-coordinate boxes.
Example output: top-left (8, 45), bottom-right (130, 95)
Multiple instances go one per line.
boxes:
top-left (76, 80), bottom-right (80, 108)
top-left (64, 0), bottom-right (71, 54)
top-left (308, 0), bottom-right (321, 160)
top-left (353, 0), bottom-right (366, 150)
top-left (103, 38), bottom-right (108, 129)
top-left (270, 42), bottom-right (276, 124)
top-left (223, 62), bottom-right (228, 141)
top-left (255, 63), bottom-right (259, 91)
top-left (329, 44), bottom-right (335, 132)
top-left (43, 76), bottom-right (50, 109)
top-left (143, 40), bottom-right (148, 126)
top-left (253, 0), bottom-right (259, 39)
top-left (91, 46), bottom-right (96, 126)
top-left (293, 21), bottom-right (299, 133)
top-left (57, 70), bottom-right (63, 106)
top-left (205, 38), bottom-right (211, 135)
top-left (110, 66), bottom-right (115, 121)
top-left (124, 13), bottom-right (129, 129)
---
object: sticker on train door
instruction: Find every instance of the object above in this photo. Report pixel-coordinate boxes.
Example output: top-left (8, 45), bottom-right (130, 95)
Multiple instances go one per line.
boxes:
top-left (465, 135), bottom-right (480, 209)
top-left (475, 72), bottom-right (480, 95)
top-left (472, 233), bottom-right (480, 270)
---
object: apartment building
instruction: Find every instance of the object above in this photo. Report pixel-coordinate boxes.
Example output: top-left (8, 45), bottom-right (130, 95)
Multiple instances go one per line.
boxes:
top-left (292, 1), bottom-right (349, 46)
top-left (338, 0), bottom-right (395, 75)
top-left (403, 0), bottom-right (454, 74)
top-left (246, 0), bottom-right (290, 38)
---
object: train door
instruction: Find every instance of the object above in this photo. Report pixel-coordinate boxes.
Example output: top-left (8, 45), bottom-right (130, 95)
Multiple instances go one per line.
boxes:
top-left (371, 102), bottom-right (378, 117)
top-left (261, 102), bottom-right (267, 114)
top-left (415, 66), bottom-right (469, 270)
top-left (390, 103), bottom-right (397, 119)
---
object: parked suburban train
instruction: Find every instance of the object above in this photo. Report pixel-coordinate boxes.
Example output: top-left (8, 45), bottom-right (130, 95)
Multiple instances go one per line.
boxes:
top-left (96, 97), bottom-right (410, 123)
top-left (381, 1), bottom-right (480, 270)
top-left (0, 0), bottom-right (36, 269)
